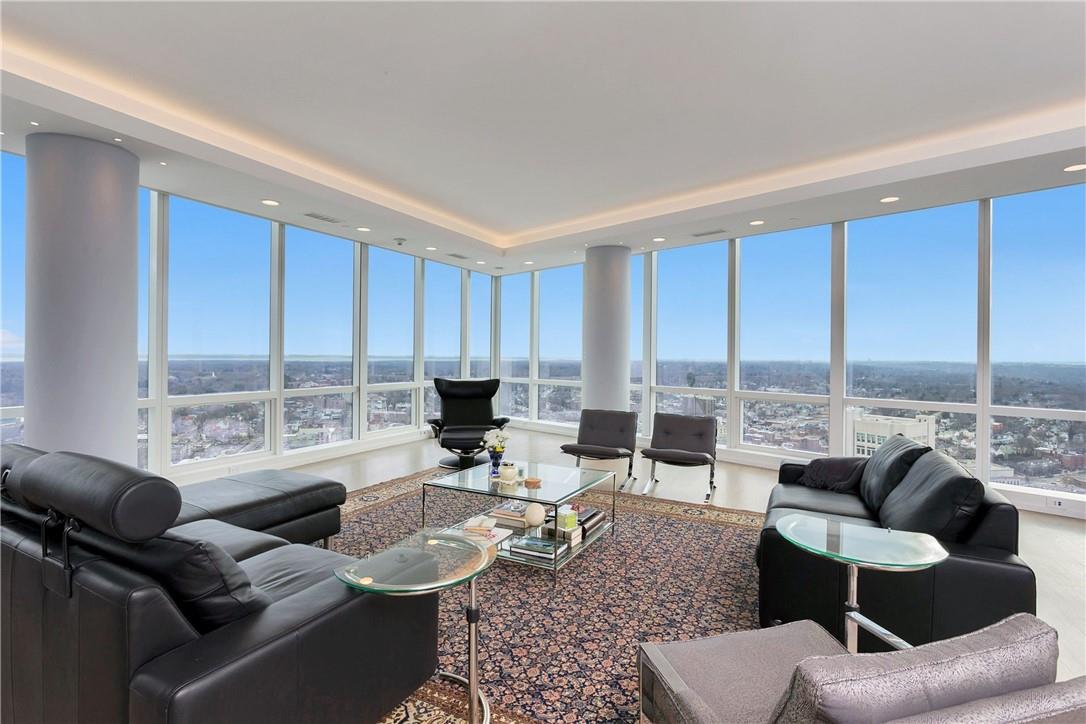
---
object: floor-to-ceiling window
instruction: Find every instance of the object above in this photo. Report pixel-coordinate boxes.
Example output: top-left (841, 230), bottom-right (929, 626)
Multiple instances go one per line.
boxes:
top-left (0, 152), bottom-right (26, 443)
top-left (470, 271), bottom-right (492, 378)
top-left (167, 197), bottom-right (271, 464)
top-left (499, 272), bottom-right (531, 418)
top-left (423, 260), bottom-right (462, 418)
top-left (367, 246), bottom-right (415, 430)
top-left (654, 241), bottom-right (728, 441)
top-left (282, 227), bottom-right (355, 450)
top-left (739, 226), bottom-right (831, 453)
top-left (537, 264), bottom-right (582, 422)
top-left (990, 184), bottom-right (1086, 494)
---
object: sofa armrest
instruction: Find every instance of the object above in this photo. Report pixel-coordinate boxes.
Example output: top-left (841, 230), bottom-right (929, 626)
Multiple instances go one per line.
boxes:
top-left (129, 579), bottom-right (438, 724)
top-left (492, 416), bottom-right (510, 428)
top-left (778, 462), bottom-right (807, 486)
top-left (960, 486), bottom-right (1019, 554)
top-left (932, 542), bottom-right (1037, 641)
top-left (427, 418), bottom-right (444, 435)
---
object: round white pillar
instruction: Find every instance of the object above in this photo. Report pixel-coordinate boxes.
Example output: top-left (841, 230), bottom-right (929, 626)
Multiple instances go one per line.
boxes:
top-left (582, 245), bottom-right (631, 412)
top-left (24, 133), bottom-right (139, 464)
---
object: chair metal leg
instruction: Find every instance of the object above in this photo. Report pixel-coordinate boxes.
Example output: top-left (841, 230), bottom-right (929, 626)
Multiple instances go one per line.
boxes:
top-left (705, 464), bottom-right (716, 503)
top-left (575, 456), bottom-right (581, 468)
top-left (322, 536), bottom-right (332, 549)
top-left (619, 456), bottom-right (635, 491)
top-left (643, 460), bottom-right (657, 494)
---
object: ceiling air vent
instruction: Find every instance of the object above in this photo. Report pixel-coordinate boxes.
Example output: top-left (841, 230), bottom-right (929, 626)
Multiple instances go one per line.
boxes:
top-left (446, 253), bottom-right (470, 260)
top-left (303, 212), bottom-right (344, 224)
top-left (692, 228), bottom-right (728, 238)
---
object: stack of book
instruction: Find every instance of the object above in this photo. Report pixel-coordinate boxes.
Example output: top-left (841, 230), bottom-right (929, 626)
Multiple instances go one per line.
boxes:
top-left (542, 504), bottom-right (606, 546)
top-left (508, 535), bottom-right (569, 560)
top-left (459, 515), bottom-right (513, 546)
top-left (490, 500), bottom-right (531, 532)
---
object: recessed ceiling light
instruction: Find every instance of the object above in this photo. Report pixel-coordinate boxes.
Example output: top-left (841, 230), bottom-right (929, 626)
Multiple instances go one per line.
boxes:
top-left (476, 260), bottom-right (486, 265)
top-left (159, 161), bottom-right (167, 166)
top-left (425, 246), bottom-right (437, 251)
top-left (112, 137), bottom-right (123, 143)
top-left (749, 220), bottom-right (765, 226)
top-left (29, 121), bottom-right (39, 127)
top-left (356, 226), bottom-right (371, 232)
top-left (524, 261), bottom-right (535, 265)
top-left (653, 237), bottom-right (666, 242)
top-left (880, 196), bottom-right (900, 203)
top-left (261, 199), bottom-right (280, 207)
top-left (0, 131), bottom-right (5, 136)
top-left (640, 246), bottom-right (646, 250)
top-left (1064, 164), bottom-right (1086, 173)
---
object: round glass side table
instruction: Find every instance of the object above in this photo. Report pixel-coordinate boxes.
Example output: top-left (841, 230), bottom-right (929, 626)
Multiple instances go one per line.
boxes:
top-left (334, 530), bottom-right (497, 724)
top-left (776, 512), bottom-right (948, 653)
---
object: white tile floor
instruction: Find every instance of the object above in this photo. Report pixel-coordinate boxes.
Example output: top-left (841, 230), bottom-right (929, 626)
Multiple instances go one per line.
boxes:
top-left (297, 427), bottom-right (1085, 681)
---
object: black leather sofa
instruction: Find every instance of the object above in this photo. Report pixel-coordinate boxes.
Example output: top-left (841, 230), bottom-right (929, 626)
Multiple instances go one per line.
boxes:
top-left (757, 435), bottom-right (1036, 652)
top-left (0, 445), bottom-right (438, 724)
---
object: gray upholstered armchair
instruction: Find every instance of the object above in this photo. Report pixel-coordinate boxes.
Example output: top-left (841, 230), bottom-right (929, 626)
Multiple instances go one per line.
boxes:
top-left (641, 413), bottom-right (718, 502)
top-left (639, 613), bottom-right (1085, 723)
top-left (560, 409), bottom-right (638, 488)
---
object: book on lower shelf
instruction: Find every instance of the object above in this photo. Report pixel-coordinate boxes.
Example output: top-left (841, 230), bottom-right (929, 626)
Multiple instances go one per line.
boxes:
top-left (508, 535), bottom-right (569, 560)
top-left (541, 521), bottom-right (584, 547)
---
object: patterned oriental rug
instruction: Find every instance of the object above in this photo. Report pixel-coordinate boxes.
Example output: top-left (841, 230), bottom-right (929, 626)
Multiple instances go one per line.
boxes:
top-left (330, 468), bottom-right (764, 723)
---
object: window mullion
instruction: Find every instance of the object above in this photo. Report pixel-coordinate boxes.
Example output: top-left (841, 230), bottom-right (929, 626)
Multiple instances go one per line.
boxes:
top-left (726, 238), bottom-right (740, 449)
top-left (269, 222), bottom-right (285, 457)
top-left (829, 221), bottom-right (847, 456)
top-left (976, 199), bottom-right (993, 483)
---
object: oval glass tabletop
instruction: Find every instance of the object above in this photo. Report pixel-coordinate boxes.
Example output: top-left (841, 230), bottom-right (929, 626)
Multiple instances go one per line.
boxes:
top-left (776, 513), bottom-right (948, 571)
top-left (334, 530), bottom-right (497, 596)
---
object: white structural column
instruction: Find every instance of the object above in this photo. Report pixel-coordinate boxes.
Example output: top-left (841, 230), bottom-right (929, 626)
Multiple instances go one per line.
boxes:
top-left (24, 133), bottom-right (140, 463)
top-left (582, 245), bottom-right (631, 411)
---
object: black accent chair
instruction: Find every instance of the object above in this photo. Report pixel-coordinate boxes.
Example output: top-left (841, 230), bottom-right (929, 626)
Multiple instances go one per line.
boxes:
top-left (757, 436), bottom-right (1036, 652)
top-left (0, 446), bottom-right (438, 724)
top-left (560, 409), bottom-right (638, 489)
top-left (428, 378), bottom-right (510, 469)
top-left (641, 413), bottom-right (718, 502)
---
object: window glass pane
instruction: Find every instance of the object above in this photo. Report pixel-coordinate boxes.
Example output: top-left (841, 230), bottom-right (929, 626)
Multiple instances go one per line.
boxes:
top-left (991, 417), bottom-right (1086, 495)
top-left (1, 415), bottom-right (25, 443)
top-left (284, 393), bottom-right (353, 450)
top-left (137, 188), bottom-right (151, 398)
top-left (1, 152), bottom-right (26, 407)
top-left (424, 383), bottom-right (440, 420)
top-left (630, 387), bottom-right (644, 435)
top-left (741, 226), bottom-right (830, 394)
top-left (538, 384), bottom-right (581, 423)
top-left (742, 400), bottom-right (828, 453)
top-left (424, 261), bottom-right (461, 380)
top-left (846, 406), bottom-right (975, 463)
top-left (367, 389), bottom-right (413, 431)
top-left (171, 401), bottom-right (266, 463)
top-left (367, 247), bottom-right (415, 384)
top-left (538, 265), bottom-right (582, 380)
top-left (500, 381), bottom-right (529, 418)
top-left (500, 273), bottom-right (530, 378)
top-left (470, 272), bottom-right (492, 378)
top-left (847, 202), bottom-right (977, 403)
top-left (655, 392), bottom-right (726, 442)
top-left (631, 254), bottom-right (644, 384)
top-left (284, 228), bottom-right (354, 389)
top-left (137, 408), bottom-right (149, 469)
top-left (992, 185), bottom-right (1085, 411)
top-left (168, 198), bottom-right (270, 394)
top-left (657, 242), bottom-right (727, 388)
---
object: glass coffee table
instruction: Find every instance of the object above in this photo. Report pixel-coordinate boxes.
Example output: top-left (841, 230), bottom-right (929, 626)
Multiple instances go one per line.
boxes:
top-left (421, 462), bottom-right (616, 581)
top-left (776, 513), bottom-right (948, 653)
top-left (334, 530), bottom-right (497, 724)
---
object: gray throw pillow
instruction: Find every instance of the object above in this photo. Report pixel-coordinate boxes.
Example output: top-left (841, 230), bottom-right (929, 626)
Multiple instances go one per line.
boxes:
top-left (859, 434), bottom-right (931, 511)
top-left (798, 457), bottom-right (868, 493)
top-left (879, 450), bottom-right (984, 541)
top-left (771, 613), bottom-right (1058, 724)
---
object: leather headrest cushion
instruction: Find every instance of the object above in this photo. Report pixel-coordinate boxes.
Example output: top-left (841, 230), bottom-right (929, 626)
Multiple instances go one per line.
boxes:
top-left (434, 377), bottom-right (500, 399)
top-left (0, 443), bottom-right (47, 486)
top-left (9, 451), bottom-right (181, 542)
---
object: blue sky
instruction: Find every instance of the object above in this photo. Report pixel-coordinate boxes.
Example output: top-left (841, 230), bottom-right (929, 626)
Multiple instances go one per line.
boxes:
top-left (2, 150), bottom-right (1084, 364)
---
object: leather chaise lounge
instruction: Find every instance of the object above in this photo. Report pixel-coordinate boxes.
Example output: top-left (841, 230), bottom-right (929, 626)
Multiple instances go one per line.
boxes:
top-left (757, 435), bottom-right (1037, 651)
top-left (0, 444), bottom-right (438, 724)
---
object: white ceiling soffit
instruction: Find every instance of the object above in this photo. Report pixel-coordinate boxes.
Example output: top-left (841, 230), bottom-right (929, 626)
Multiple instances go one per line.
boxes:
top-left (1, 1), bottom-right (1084, 265)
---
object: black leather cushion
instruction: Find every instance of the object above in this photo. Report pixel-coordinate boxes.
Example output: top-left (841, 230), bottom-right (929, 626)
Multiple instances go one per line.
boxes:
top-left (173, 470), bottom-right (346, 530)
top-left (241, 543), bottom-right (356, 602)
top-left (649, 413), bottom-right (717, 456)
top-left (767, 484), bottom-right (877, 521)
top-left (170, 519), bottom-right (289, 562)
top-left (641, 448), bottom-right (715, 466)
top-left (72, 525), bottom-right (271, 633)
top-left (0, 442), bottom-right (45, 483)
top-left (10, 451), bottom-right (181, 542)
top-left (561, 443), bottom-right (633, 459)
top-left (434, 378), bottom-right (500, 428)
top-left (859, 435), bottom-right (931, 511)
top-left (439, 425), bottom-right (495, 450)
top-left (797, 457), bottom-right (867, 493)
top-left (880, 451), bottom-right (985, 541)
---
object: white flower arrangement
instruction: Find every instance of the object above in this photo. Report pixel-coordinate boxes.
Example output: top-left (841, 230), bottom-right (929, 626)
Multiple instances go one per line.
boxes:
top-left (482, 428), bottom-right (511, 451)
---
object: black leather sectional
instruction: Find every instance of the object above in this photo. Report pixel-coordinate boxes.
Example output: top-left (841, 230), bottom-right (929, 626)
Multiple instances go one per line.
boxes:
top-left (0, 444), bottom-right (438, 724)
top-left (757, 435), bottom-right (1037, 651)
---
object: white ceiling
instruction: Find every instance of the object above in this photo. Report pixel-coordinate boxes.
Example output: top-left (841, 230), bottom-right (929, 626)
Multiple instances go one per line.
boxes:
top-left (1, 1), bottom-right (1084, 270)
